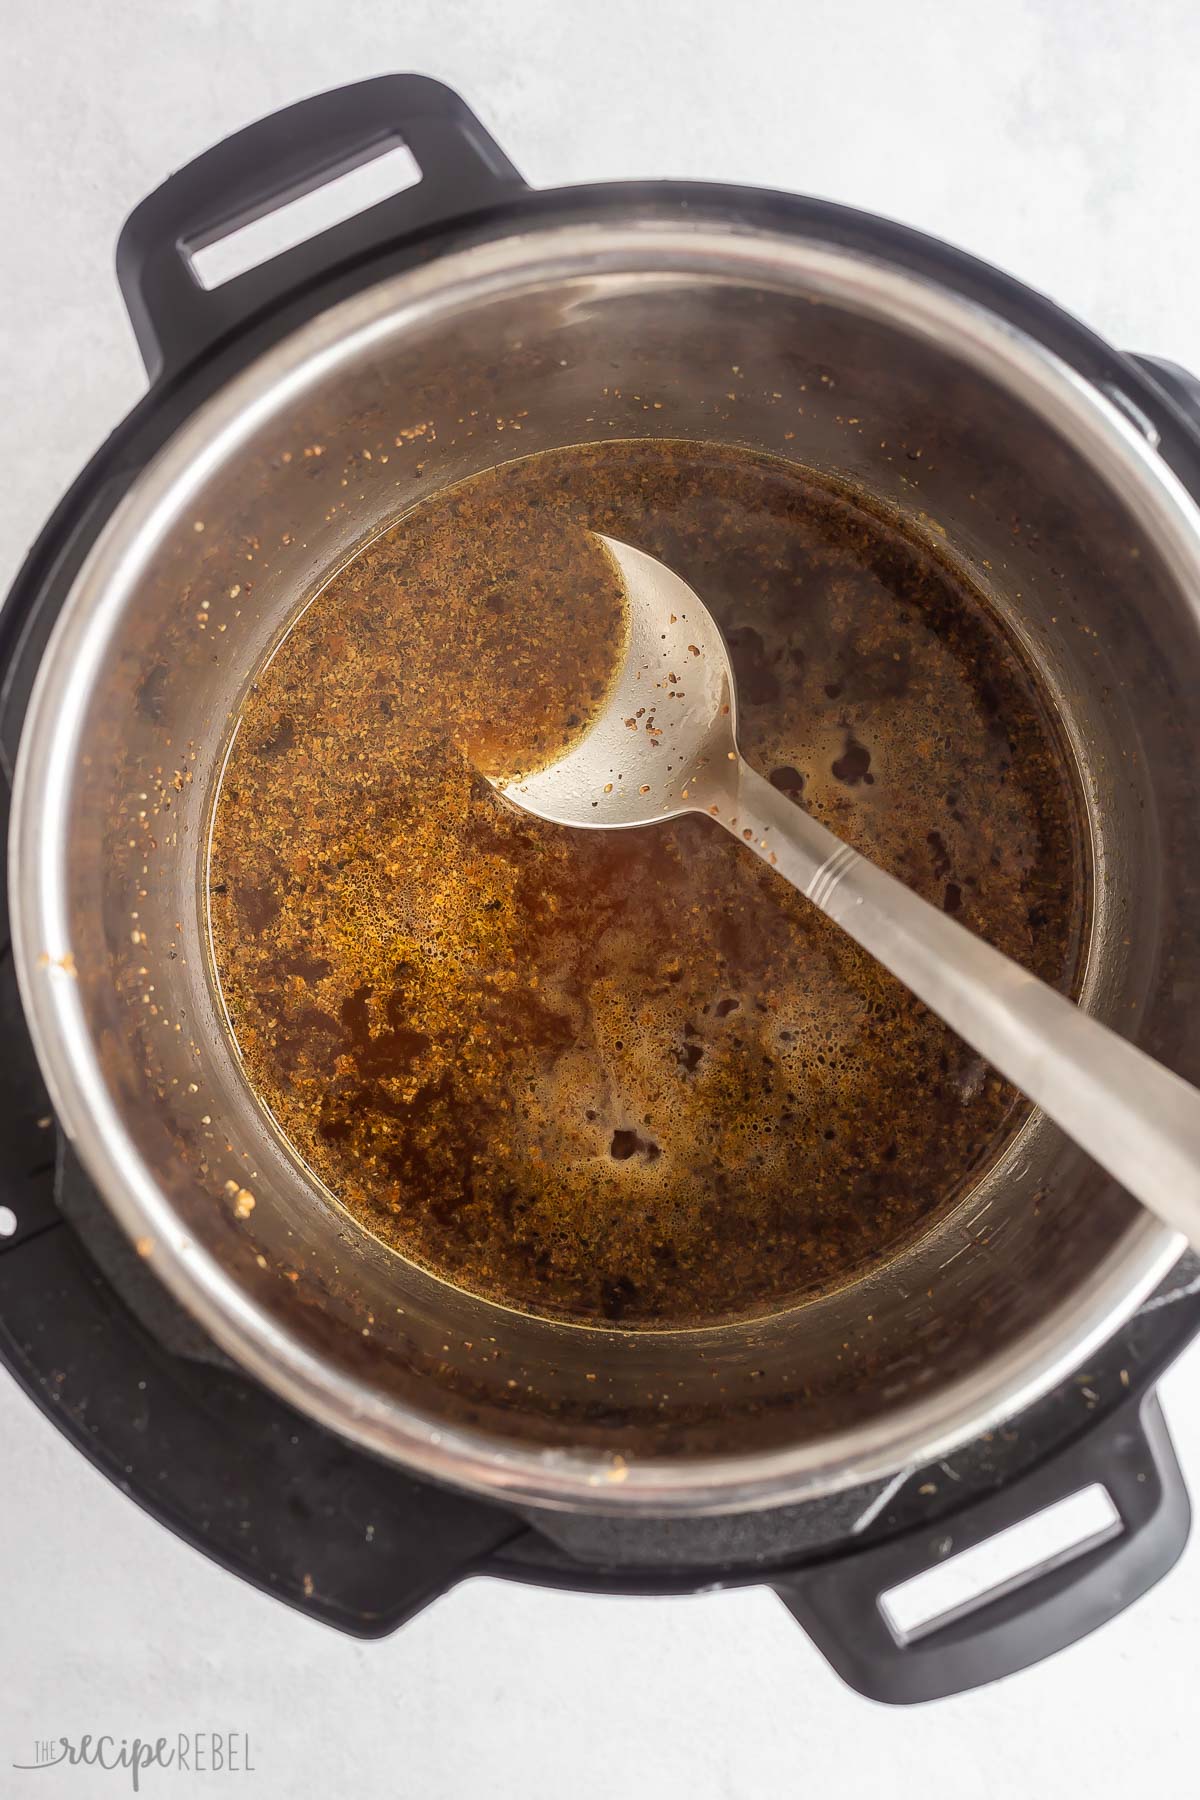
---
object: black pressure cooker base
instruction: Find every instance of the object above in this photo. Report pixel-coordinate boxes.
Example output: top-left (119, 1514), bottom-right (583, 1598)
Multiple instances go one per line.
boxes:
top-left (5, 74), bottom-right (1200, 1705)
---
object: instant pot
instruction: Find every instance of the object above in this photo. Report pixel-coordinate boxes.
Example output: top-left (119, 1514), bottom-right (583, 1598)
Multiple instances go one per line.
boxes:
top-left (4, 75), bottom-right (1200, 1703)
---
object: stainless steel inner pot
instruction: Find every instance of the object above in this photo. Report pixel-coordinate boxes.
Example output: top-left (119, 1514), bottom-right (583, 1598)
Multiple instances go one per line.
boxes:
top-left (14, 217), bottom-right (1200, 1515)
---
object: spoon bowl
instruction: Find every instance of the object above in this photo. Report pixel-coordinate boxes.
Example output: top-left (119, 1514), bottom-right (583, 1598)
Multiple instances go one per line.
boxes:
top-left (489, 536), bottom-right (737, 827)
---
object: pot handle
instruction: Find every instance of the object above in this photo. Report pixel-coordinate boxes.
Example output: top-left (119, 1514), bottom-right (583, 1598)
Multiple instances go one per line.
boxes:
top-left (115, 75), bottom-right (526, 383)
top-left (1132, 355), bottom-right (1200, 423)
top-left (773, 1389), bottom-right (1189, 1704)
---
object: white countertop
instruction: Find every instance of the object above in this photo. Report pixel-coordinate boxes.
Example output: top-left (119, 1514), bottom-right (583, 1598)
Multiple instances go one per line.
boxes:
top-left (4, 1), bottom-right (1200, 1792)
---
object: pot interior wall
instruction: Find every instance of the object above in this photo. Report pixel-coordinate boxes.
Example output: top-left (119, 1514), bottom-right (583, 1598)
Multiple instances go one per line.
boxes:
top-left (35, 230), bottom-right (1200, 1477)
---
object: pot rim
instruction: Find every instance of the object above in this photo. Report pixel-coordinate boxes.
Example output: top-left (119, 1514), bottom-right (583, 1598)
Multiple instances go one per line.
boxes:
top-left (11, 215), bottom-right (1193, 1516)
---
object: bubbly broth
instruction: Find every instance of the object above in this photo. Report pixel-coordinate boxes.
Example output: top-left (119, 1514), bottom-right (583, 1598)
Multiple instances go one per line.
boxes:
top-left (208, 441), bottom-right (1088, 1327)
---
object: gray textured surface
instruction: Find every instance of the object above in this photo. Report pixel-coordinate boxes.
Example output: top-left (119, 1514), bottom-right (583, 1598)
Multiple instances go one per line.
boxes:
top-left (4, 1), bottom-right (1200, 1793)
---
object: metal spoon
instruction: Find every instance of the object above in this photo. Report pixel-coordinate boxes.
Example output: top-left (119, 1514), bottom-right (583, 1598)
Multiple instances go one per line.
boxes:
top-left (490, 534), bottom-right (1200, 1247)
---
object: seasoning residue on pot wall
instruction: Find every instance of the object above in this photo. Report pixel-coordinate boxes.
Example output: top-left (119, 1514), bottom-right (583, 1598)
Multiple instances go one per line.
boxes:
top-left (208, 440), bottom-right (1088, 1328)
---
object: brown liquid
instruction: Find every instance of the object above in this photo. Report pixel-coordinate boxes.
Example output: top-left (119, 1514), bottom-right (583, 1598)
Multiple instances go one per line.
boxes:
top-left (209, 441), bottom-right (1088, 1328)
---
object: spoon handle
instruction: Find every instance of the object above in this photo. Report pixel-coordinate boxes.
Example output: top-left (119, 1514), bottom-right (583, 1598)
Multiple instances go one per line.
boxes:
top-left (714, 758), bottom-right (1200, 1246)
